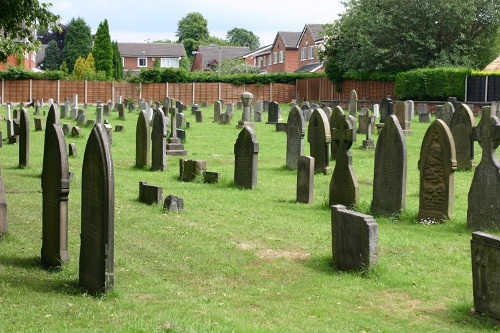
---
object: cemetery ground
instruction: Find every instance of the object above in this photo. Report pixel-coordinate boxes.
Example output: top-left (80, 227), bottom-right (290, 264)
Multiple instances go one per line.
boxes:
top-left (0, 103), bottom-right (497, 332)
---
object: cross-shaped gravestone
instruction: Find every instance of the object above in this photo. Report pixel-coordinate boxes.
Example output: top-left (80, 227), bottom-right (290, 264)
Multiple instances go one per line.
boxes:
top-left (165, 98), bottom-right (187, 156)
top-left (360, 110), bottom-right (375, 150)
top-left (467, 107), bottom-right (500, 230)
top-left (329, 114), bottom-right (359, 207)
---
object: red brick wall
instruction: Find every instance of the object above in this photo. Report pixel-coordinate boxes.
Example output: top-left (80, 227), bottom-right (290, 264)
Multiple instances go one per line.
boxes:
top-left (297, 30), bottom-right (319, 66)
top-left (267, 36), bottom-right (300, 73)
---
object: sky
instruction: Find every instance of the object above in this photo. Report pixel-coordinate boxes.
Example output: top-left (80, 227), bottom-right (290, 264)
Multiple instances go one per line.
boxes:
top-left (44, 0), bottom-right (345, 46)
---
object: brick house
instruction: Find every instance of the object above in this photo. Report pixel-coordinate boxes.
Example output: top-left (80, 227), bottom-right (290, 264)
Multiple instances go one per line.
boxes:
top-left (295, 24), bottom-right (325, 73)
top-left (266, 31), bottom-right (302, 73)
top-left (118, 42), bottom-right (186, 75)
top-left (0, 51), bottom-right (37, 70)
top-left (242, 44), bottom-right (272, 73)
top-left (191, 45), bottom-right (251, 72)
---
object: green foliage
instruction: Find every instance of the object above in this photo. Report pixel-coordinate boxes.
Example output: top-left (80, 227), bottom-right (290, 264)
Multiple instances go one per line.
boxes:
top-left (176, 12), bottom-right (210, 43)
top-left (0, 66), bottom-right (64, 80)
top-left (70, 53), bottom-right (105, 81)
top-left (42, 40), bottom-right (61, 70)
top-left (92, 19), bottom-right (113, 79)
top-left (320, 0), bottom-right (500, 85)
top-left (59, 61), bottom-right (68, 75)
top-left (112, 41), bottom-right (123, 80)
top-left (226, 28), bottom-right (260, 50)
top-left (37, 23), bottom-right (67, 51)
top-left (395, 67), bottom-right (472, 100)
top-left (0, 0), bottom-right (59, 63)
top-left (63, 17), bottom-right (93, 73)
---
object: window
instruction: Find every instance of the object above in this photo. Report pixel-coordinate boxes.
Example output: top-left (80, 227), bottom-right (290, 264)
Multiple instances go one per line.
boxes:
top-left (258, 57), bottom-right (262, 67)
top-left (122, 57), bottom-right (124, 67)
top-left (279, 50), bottom-right (284, 63)
top-left (308, 46), bottom-right (315, 60)
top-left (273, 52), bottom-right (278, 64)
top-left (160, 58), bottom-right (179, 68)
top-left (268, 55), bottom-right (272, 65)
top-left (138, 57), bottom-right (147, 67)
top-left (253, 58), bottom-right (256, 66)
top-left (300, 47), bottom-right (306, 61)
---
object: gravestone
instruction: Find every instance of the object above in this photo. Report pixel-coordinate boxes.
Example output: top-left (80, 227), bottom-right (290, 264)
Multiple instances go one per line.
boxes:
top-left (69, 143), bottom-right (77, 157)
top-left (371, 115), bottom-right (407, 217)
top-left (331, 204), bottom-right (378, 272)
top-left (96, 105), bottom-right (103, 123)
top-left (19, 109), bottom-right (29, 168)
top-left (87, 119), bottom-right (96, 128)
top-left (237, 92), bottom-right (254, 129)
top-left (163, 195), bottom-right (184, 213)
top-left (275, 123), bottom-right (287, 132)
top-left (296, 156), bottom-right (314, 204)
top-left (417, 119), bottom-right (457, 223)
top-left (254, 100), bottom-right (262, 114)
top-left (104, 122), bottom-right (112, 144)
top-left (226, 103), bottom-right (234, 116)
top-left (418, 103), bottom-right (431, 123)
top-left (201, 101), bottom-right (208, 108)
top-left (103, 104), bottom-right (110, 116)
top-left (62, 102), bottom-right (70, 118)
top-left (286, 106), bottom-right (305, 169)
top-left (138, 181), bottom-right (163, 205)
top-left (359, 110), bottom-right (375, 150)
top-left (6, 104), bottom-right (14, 139)
top-left (34, 119), bottom-right (44, 132)
top-left (79, 123), bottom-right (115, 295)
top-left (254, 111), bottom-right (262, 122)
top-left (405, 100), bottom-right (414, 120)
top-left (330, 106), bottom-right (345, 161)
top-left (180, 159), bottom-right (207, 182)
top-left (467, 107), bottom-right (500, 231)
top-left (203, 171), bottom-right (220, 184)
top-left (77, 113), bottom-right (87, 127)
top-left (373, 104), bottom-right (380, 118)
top-left (0, 175), bottom-right (7, 235)
top-left (70, 108), bottom-right (77, 119)
top-left (263, 100), bottom-right (269, 112)
top-left (267, 101), bottom-right (280, 124)
top-left (301, 101), bottom-right (312, 122)
top-left (471, 231), bottom-right (500, 320)
top-left (41, 104), bottom-right (70, 268)
top-left (236, 101), bottom-right (243, 110)
top-left (117, 104), bottom-right (124, 119)
top-left (151, 109), bottom-right (167, 171)
top-left (191, 104), bottom-right (199, 115)
top-left (307, 108), bottom-right (331, 174)
top-left (135, 110), bottom-right (150, 168)
top-left (437, 102), bottom-right (454, 128)
top-left (177, 129), bottom-right (186, 141)
top-left (220, 113), bottom-right (230, 125)
top-left (176, 100), bottom-right (184, 113)
top-left (393, 101), bottom-right (412, 135)
top-left (450, 103), bottom-right (475, 170)
top-left (166, 99), bottom-right (187, 156)
top-left (115, 125), bottom-right (124, 132)
top-left (176, 112), bottom-right (186, 128)
top-left (380, 98), bottom-right (393, 123)
top-left (348, 90), bottom-right (358, 117)
top-left (329, 114), bottom-right (358, 207)
top-left (322, 107), bottom-right (332, 121)
top-left (213, 101), bottom-right (222, 122)
top-left (71, 126), bottom-right (82, 137)
top-left (234, 126), bottom-right (259, 189)
top-left (195, 110), bottom-right (203, 123)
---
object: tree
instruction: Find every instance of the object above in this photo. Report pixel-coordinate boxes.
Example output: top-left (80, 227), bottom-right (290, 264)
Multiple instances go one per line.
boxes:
top-left (42, 40), bottom-right (61, 70)
top-left (92, 19), bottom-right (113, 79)
top-left (63, 17), bottom-right (92, 73)
top-left (0, 0), bottom-right (59, 63)
top-left (226, 28), bottom-right (260, 50)
top-left (176, 12), bottom-right (210, 43)
top-left (319, 0), bottom-right (500, 85)
top-left (112, 41), bottom-right (123, 80)
top-left (38, 23), bottom-right (67, 51)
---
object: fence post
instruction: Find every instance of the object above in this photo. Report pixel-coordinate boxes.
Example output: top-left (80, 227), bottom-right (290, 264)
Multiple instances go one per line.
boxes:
top-left (139, 82), bottom-right (142, 100)
top-left (218, 82), bottom-right (221, 101)
top-left (166, 82), bottom-right (168, 98)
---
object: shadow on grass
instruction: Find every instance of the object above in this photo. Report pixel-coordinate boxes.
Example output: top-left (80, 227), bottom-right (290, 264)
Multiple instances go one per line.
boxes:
top-left (448, 302), bottom-right (500, 330)
top-left (302, 254), bottom-right (337, 275)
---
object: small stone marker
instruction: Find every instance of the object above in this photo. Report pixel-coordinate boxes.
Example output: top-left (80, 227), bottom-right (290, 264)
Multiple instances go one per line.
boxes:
top-left (393, 101), bottom-right (412, 135)
top-left (417, 119), bottom-right (457, 223)
top-left (34, 117), bottom-right (44, 131)
top-left (138, 181), bottom-right (163, 205)
top-left (286, 106), bottom-right (305, 169)
top-left (0, 175), bottom-right (8, 235)
top-left (418, 104), bottom-right (431, 123)
top-left (213, 101), bottom-right (222, 122)
top-left (68, 143), bottom-right (77, 157)
top-left (437, 102), bottom-right (454, 128)
top-left (380, 98), bottom-right (393, 123)
top-left (468, 107), bottom-right (500, 231)
top-left (450, 103), bottom-right (475, 170)
top-left (151, 110), bottom-right (167, 171)
top-left (79, 123), bottom-right (115, 295)
top-left (471, 231), bottom-right (500, 320)
top-left (301, 101), bottom-right (312, 122)
top-left (234, 126), bottom-right (259, 189)
top-left (308, 108), bottom-right (331, 174)
top-left (71, 126), bottom-right (82, 138)
top-left (136, 110), bottom-right (150, 168)
top-left (180, 159), bottom-right (207, 182)
top-left (371, 115), bottom-right (407, 217)
top-left (163, 195), bottom-right (184, 213)
top-left (405, 100), bottom-right (414, 120)
top-left (359, 110), bottom-right (375, 150)
top-left (331, 204), bottom-right (378, 272)
top-left (330, 114), bottom-right (359, 207)
top-left (296, 156), bottom-right (314, 204)
top-left (195, 110), bottom-right (203, 123)
top-left (267, 101), bottom-right (280, 124)
top-left (19, 109), bottom-right (29, 168)
top-left (166, 99), bottom-right (188, 156)
top-left (203, 171), bottom-right (220, 184)
top-left (117, 104), bottom-right (124, 119)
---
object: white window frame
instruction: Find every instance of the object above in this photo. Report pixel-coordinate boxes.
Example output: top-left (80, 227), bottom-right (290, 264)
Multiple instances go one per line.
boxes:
top-left (308, 46), bottom-right (315, 60)
top-left (273, 52), bottom-right (278, 64)
top-left (138, 57), bottom-right (147, 67)
top-left (268, 54), bottom-right (272, 66)
top-left (300, 47), bottom-right (306, 61)
top-left (122, 57), bottom-right (124, 67)
top-left (258, 57), bottom-right (262, 67)
top-left (161, 58), bottom-right (170, 67)
top-left (279, 50), bottom-right (284, 63)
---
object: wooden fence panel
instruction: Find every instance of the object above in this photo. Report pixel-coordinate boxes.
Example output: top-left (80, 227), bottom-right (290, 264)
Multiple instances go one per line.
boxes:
top-left (87, 81), bottom-right (112, 103)
top-left (4, 80), bottom-right (30, 103)
top-left (114, 82), bottom-right (140, 102)
top-left (194, 82), bottom-right (219, 105)
top-left (32, 80), bottom-right (58, 102)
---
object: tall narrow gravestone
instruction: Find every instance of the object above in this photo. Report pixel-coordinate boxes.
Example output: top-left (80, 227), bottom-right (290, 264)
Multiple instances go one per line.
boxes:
top-left (450, 103), bottom-right (476, 170)
top-left (348, 90), bottom-right (358, 118)
top-left (308, 108), bottom-right (331, 174)
top-left (41, 104), bottom-right (70, 268)
top-left (393, 101), bottom-right (412, 135)
top-left (286, 106), bottom-right (305, 169)
top-left (417, 119), bottom-right (457, 223)
top-left (296, 156), bottom-right (314, 204)
top-left (151, 109), bottom-right (167, 171)
top-left (437, 102), bottom-right (454, 128)
top-left (135, 110), bottom-right (150, 168)
top-left (79, 123), bottom-right (115, 295)
top-left (379, 98), bottom-right (393, 123)
top-left (371, 115), bottom-right (407, 217)
top-left (331, 204), bottom-right (378, 272)
top-left (467, 107), bottom-right (500, 231)
top-left (330, 106), bottom-right (345, 161)
top-left (234, 126), bottom-right (259, 189)
top-left (213, 100), bottom-right (222, 123)
top-left (330, 114), bottom-right (359, 207)
top-left (19, 109), bottom-right (29, 168)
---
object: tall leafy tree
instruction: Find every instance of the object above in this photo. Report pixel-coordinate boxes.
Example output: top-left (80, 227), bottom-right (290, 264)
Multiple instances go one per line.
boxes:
top-left (38, 23), bottom-right (67, 51)
top-left (63, 17), bottom-right (92, 73)
top-left (176, 12), bottom-right (210, 56)
top-left (112, 40), bottom-right (123, 80)
top-left (0, 0), bottom-right (59, 63)
top-left (226, 28), bottom-right (260, 50)
top-left (42, 40), bottom-right (61, 70)
top-left (319, 0), bottom-right (500, 84)
top-left (92, 19), bottom-right (113, 79)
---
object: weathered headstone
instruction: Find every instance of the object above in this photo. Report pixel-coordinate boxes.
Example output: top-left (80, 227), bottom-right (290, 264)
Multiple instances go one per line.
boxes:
top-left (166, 99), bottom-right (187, 156)
top-left (331, 204), bottom-right (378, 272)
top-left (41, 104), bottom-right (70, 268)
top-left (77, 113), bottom-right (87, 127)
top-left (203, 171), bottom-right (220, 184)
top-left (348, 90), bottom-right (358, 117)
top-left (117, 103), bottom-right (124, 119)
top-left (79, 123), bottom-right (115, 295)
top-left (330, 106), bottom-right (345, 161)
top-left (301, 101), bottom-right (312, 122)
top-left (68, 143), bottom-right (77, 157)
top-left (296, 156), bottom-right (314, 204)
top-left (359, 110), bottom-right (375, 150)
top-left (238, 92), bottom-right (254, 129)
top-left (379, 98), bottom-right (393, 123)
top-left (418, 103), bottom-right (431, 123)
top-left (437, 102), bottom-right (454, 128)
top-left (176, 112), bottom-right (186, 128)
top-left (191, 104), bottom-right (199, 115)
top-left (393, 101), bottom-right (412, 135)
top-left (0, 175), bottom-right (7, 235)
top-left (213, 101), bottom-right (222, 123)
top-left (71, 126), bottom-right (82, 138)
top-left (135, 110), bottom-right (150, 168)
top-left (138, 181), bottom-right (163, 205)
top-left (34, 117), bottom-right (44, 131)
top-left (195, 110), bottom-right (203, 123)
top-left (19, 109), bottom-right (29, 168)
top-left (254, 111), bottom-right (262, 122)
top-left (180, 159), bottom-right (207, 182)
top-left (267, 101), bottom-right (280, 124)
top-left (286, 106), bottom-right (305, 169)
top-left (234, 126), bottom-right (259, 189)
top-left (450, 103), bottom-right (475, 170)
top-left (417, 119), bottom-right (457, 223)
top-left (163, 195), bottom-right (184, 213)
top-left (371, 115), bottom-right (407, 217)
top-left (151, 109), bottom-right (167, 171)
top-left (467, 107), bottom-right (500, 231)
top-left (373, 104), bottom-right (380, 119)
top-left (308, 108), bottom-right (331, 174)
top-left (254, 100), bottom-right (262, 114)
top-left (405, 100), bottom-right (414, 120)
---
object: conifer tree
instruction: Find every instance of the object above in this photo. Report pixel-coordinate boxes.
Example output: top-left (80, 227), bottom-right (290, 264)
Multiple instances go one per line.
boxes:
top-left (63, 17), bottom-right (92, 72)
top-left (112, 41), bottom-right (123, 80)
top-left (92, 19), bottom-right (113, 79)
top-left (42, 40), bottom-right (61, 70)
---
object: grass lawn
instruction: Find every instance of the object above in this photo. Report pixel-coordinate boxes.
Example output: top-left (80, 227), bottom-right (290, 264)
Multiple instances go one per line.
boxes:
top-left (0, 102), bottom-right (498, 332)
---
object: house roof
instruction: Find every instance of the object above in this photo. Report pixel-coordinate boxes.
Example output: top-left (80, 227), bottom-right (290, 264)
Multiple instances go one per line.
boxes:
top-left (242, 44), bottom-right (272, 58)
top-left (273, 31), bottom-right (302, 49)
top-left (297, 24), bottom-right (326, 47)
top-left (295, 62), bottom-right (323, 73)
top-left (118, 42), bottom-right (185, 58)
top-left (197, 45), bottom-right (251, 67)
top-left (484, 55), bottom-right (500, 72)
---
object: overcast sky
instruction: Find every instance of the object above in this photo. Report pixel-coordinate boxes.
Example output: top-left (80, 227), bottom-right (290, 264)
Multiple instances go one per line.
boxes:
top-left (45, 0), bottom-right (345, 46)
